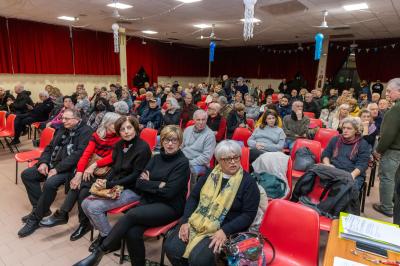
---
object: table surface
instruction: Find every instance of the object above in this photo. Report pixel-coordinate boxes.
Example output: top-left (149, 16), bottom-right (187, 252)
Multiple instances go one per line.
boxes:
top-left (323, 220), bottom-right (400, 266)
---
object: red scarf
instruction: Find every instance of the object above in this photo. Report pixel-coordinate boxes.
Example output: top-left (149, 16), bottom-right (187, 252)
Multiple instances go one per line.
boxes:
top-left (333, 134), bottom-right (362, 160)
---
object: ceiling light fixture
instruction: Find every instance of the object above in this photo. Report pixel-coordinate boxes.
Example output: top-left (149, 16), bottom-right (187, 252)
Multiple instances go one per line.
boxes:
top-left (176, 0), bottom-right (202, 3)
top-left (142, 30), bottom-right (158, 34)
top-left (240, 18), bottom-right (261, 23)
top-left (343, 3), bottom-right (368, 11)
top-left (194, 24), bottom-right (212, 29)
top-left (107, 2), bottom-right (133, 9)
top-left (57, 16), bottom-right (76, 21)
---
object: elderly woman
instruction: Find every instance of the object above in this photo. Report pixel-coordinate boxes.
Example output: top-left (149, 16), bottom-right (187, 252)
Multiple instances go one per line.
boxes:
top-left (322, 117), bottom-right (371, 213)
top-left (163, 97), bottom-right (182, 126)
top-left (113, 101), bottom-right (130, 115)
top-left (328, 103), bottom-right (350, 133)
top-left (74, 125), bottom-right (190, 266)
top-left (282, 100), bottom-right (310, 150)
top-left (248, 110), bottom-right (286, 163)
top-left (359, 109), bottom-right (378, 148)
top-left (86, 97), bottom-right (112, 131)
top-left (164, 140), bottom-right (260, 266)
top-left (39, 112), bottom-right (121, 240)
top-left (76, 90), bottom-right (91, 116)
top-left (120, 89), bottom-right (133, 110)
top-left (207, 102), bottom-right (227, 142)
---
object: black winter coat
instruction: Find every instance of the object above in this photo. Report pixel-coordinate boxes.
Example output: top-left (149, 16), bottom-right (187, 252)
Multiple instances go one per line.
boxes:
top-left (12, 91), bottom-right (34, 114)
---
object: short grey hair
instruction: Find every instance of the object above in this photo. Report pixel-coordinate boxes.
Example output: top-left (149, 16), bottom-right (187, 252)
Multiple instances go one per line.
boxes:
top-left (167, 97), bottom-right (180, 110)
top-left (39, 91), bottom-right (49, 98)
top-left (387, 78), bottom-right (400, 90)
top-left (193, 109), bottom-right (208, 119)
top-left (96, 112), bottom-right (121, 138)
top-left (64, 108), bottom-right (81, 119)
top-left (113, 101), bottom-right (129, 115)
top-left (214, 140), bottom-right (242, 161)
top-left (218, 96), bottom-right (228, 105)
top-left (342, 117), bottom-right (362, 134)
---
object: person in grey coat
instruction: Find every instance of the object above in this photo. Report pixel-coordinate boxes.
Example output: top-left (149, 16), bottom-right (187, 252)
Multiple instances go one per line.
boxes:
top-left (244, 95), bottom-right (260, 120)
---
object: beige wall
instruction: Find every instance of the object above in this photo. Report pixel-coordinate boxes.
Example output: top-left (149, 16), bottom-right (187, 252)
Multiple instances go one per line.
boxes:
top-left (0, 74), bottom-right (120, 100)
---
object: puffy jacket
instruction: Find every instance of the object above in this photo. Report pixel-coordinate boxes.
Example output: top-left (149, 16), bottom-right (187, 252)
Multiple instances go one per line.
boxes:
top-left (140, 107), bottom-right (162, 130)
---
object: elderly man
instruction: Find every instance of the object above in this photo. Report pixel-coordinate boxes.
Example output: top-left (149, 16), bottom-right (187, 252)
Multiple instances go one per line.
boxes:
top-left (11, 91), bottom-right (54, 145)
top-left (222, 74), bottom-right (232, 102)
top-left (18, 108), bottom-right (92, 237)
top-left (180, 92), bottom-right (198, 128)
top-left (378, 98), bottom-right (390, 115)
top-left (207, 102), bottom-right (227, 142)
top-left (137, 91), bottom-right (154, 116)
top-left (367, 102), bottom-right (383, 133)
top-left (372, 78), bottom-right (400, 221)
top-left (0, 86), bottom-right (15, 112)
top-left (8, 84), bottom-right (34, 115)
top-left (303, 92), bottom-right (321, 118)
top-left (244, 95), bottom-right (260, 120)
top-left (235, 77), bottom-right (249, 98)
top-left (218, 96), bottom-right (233, 120)
top-left (283, 100), bottom-right (310, 150)
top-left (182, 109), bottom-right (216, 177)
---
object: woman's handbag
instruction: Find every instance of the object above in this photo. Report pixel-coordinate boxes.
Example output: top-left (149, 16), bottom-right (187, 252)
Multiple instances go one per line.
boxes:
top-left (89, 183), bottom-right (123, 199)
top-left (88, 153), bottom-right (111, 177)
top-left (224, 232), bottom-right (275, 266)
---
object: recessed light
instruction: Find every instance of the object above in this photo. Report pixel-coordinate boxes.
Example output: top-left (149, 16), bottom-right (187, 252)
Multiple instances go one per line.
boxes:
top-left (240, 18), bottom-right (261, 23)
top-left (343, 3), bottom-right (368, 11)
top-left (142, 30), bottom-right (158, 34)
top-left (57, 16), bottom-right (76, 21)
top-left (107, 2), bottom-right (133, 9)
top-left (194, 24), bottom-right (212, 29)
top-left (176, 0), bottom-right (202, 3)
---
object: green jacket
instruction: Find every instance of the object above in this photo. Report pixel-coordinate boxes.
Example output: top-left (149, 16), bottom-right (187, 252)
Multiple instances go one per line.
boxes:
top-left (377, 100), bottom-right (400, 153)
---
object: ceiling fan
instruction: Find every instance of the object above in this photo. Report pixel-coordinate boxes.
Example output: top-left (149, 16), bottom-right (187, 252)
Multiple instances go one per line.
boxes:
top-left (196, 24), bottom-right (233, 42)
top-left (312, 10), bottom-right (347, 29)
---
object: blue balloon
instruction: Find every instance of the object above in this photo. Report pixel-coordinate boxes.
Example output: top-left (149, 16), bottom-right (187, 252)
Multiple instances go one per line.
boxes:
top-left (209, 41), bottom-right (216, 62)
top-left (314, 33), bottom-right (324, 60)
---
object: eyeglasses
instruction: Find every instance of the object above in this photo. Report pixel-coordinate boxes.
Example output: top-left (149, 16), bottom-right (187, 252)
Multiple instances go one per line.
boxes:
top-left (61, 117), bottom-right (76, 121)
top-left (220, 156), bottom-right (241, 163)
top-left (163, 138), bottom-right (179, 144)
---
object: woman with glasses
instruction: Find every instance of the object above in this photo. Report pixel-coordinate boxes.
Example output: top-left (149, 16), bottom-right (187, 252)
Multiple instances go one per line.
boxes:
top-left (165, 140), bottom-right (260, 266)
top-left (74, 125), bottom-right (190, 266)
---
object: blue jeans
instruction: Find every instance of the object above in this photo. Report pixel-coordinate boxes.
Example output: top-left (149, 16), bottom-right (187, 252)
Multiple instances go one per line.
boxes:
top-left (284, 139), bottom-right (295, 151)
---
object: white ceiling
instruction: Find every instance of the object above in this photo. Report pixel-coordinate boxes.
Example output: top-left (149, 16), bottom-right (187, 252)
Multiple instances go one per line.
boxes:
top-left (1, 0), bottom-right (400, 47)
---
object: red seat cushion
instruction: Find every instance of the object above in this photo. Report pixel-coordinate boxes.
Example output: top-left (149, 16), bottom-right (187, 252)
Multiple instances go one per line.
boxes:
top-left (319, 216), bottom-right (332, 231)
top-left (263, 244), bottom-right (312, 266)
top-left (144, 220), bottom-right (179, 238)
top-left (107, 201), bottom-right (139, 214)
top-left (0, 130), bottom-right (13, 137)
top-left (15, 149), bottom-right (44, 162)
top-left (291, 169), bottom-right (305, 179)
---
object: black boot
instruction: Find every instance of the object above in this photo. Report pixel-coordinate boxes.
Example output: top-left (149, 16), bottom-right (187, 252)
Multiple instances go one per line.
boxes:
top-left (39, 210), bottom-right (69, 227)
top-left (70, 222), bottom-right (93, 241)
top-left (89, 235), bottom-right (106, 252)
top-left (18, 217), bottom-right (40, 237)
top-left (73, 247), bottom-right (105, 266)
top-left (22, 209), bottom-right (51, 223)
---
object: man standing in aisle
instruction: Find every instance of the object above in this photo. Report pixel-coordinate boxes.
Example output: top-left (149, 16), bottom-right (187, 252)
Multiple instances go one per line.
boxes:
top-left (373, 78), bottom-right (400, 221)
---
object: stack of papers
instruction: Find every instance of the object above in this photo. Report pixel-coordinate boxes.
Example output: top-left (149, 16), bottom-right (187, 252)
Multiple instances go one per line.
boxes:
top-left (333, 257), bottom-right (367, 266)
top-left (339, 213), bottom-right (400, 253)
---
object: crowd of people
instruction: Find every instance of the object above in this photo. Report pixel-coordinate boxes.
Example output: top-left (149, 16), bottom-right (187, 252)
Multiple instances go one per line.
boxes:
top-left (0, 75), bottom-right (399, 266)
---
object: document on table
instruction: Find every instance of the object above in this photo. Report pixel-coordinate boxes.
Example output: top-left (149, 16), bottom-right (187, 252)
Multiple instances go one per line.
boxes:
top-left (333, 257), bottom-right (367, 266)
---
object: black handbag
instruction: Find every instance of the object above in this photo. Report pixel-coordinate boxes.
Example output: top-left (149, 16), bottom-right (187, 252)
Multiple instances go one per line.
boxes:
top-left (293, 147), bottom-right (316, 172)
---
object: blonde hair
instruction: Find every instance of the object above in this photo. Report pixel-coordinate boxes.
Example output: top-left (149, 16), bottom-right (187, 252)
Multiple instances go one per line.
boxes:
top-left (160, 125), bottom-right (183, 146)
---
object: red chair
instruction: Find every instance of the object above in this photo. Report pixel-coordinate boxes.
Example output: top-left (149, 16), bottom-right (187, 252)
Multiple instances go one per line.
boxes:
top-left (303, 112), bottom-right (315, 118)
top-left (185, 120), bottom-right (195, 128)
top-left (31, 122), bottom-right (41, 140)
top-left (246, 118), bottom-right (255, 131)
top-left (0, 111), bottom-right (6, 131)
top-left (140, 128), bottom-right (158, 151)
top-left (240, 146), bottom-right (250, 172)
top-left (231, 128), bottom-right (252, 147)
top-left (309, 118), bottom-right (322, 129)
top-left (284, 158), bottom-right (293, 200)
top-left (201, 95), bottom-right (207, 102)
top-left (271, 94), bottom-right (279, 104)
top-left (314, 128), bottom-right (339, 150)
top-left (14, 127), bottom-right (55, 184)
top-left (259, 199), bottom-right (320, 266)
top-left (0, 114), bottom-right (18, 153)
top-left (290, 139), bottom-right (321, 179)
top-left (196, 101), bottom-right (207, 110)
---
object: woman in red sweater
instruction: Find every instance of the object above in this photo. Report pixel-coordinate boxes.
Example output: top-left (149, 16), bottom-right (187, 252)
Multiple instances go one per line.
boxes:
top-left (39, 112), bottom-right (121, 241)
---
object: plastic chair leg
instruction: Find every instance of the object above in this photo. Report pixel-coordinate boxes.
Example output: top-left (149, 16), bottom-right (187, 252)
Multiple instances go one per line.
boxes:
top-left (0, 139), bottom-right (4, 149)
top-left (15, 161), bottom-right (18, 184)
top-left (160, 235), bottom-right (167, 266)
top-left (90, 228), bottom-right (94, 241)
top-left (120, 239), bottom-right (126, 264)
top-left (4, 137), bottom-right (14, 153)
top-left (361, 181), bottom-right (367, 213)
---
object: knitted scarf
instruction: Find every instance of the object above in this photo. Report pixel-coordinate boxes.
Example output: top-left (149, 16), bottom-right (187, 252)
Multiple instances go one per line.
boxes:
top-left (183, 165), bottom-right (243, 258)
top-left (333, 134), bottom-right (362, 160)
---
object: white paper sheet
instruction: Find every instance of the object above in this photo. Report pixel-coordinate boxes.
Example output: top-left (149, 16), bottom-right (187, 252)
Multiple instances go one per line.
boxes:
top-left (333, 257), bottom-right (367, 266)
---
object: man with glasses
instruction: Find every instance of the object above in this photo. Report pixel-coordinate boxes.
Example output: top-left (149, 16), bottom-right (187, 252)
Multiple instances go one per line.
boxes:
top-left (18, 108), bottom-right (92, 237)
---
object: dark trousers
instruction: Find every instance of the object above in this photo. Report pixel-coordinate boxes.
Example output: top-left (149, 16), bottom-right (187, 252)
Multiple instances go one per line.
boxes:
top-left (21, 166), bottom-right (71, 220)
top-left (60, 181), bottom-right (92, 224)
top-left (165, 227), bottom-right (217, 266)
top-left (101, 202), bottom-right (179, 266)
top-left (14, 114), bottom-right (35, 140)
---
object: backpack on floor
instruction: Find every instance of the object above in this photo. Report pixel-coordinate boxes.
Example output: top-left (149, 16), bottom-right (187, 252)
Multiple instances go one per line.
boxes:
top-left (252, 172), bottom-right (286, 199)
top-left (293, 147), bottom-right (316, 172)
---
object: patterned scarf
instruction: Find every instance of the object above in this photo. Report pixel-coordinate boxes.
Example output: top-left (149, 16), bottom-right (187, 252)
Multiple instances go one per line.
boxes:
top-left (333, 134), bottom-right (362, 160)
top-left (183, 165), bottom-right (243, 258)
top-left (49, 122), bottom-right (81, 168)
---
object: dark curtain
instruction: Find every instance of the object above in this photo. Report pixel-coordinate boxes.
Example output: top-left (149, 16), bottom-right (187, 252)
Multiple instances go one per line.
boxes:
top-left (355, 38), bottom-right (400, 82)
top-left (0, 17), bottom-right (12, 73)
top-left (73, 29), bottom-right (120, 75)
top-left (7, 18), bottom-right (73, 74)
top-left (326, 43), bottom-right (350, 80)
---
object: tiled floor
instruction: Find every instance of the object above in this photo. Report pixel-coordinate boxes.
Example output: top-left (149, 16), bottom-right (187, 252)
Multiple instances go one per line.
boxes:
top-left (0, 137), bottom-right (393, 266)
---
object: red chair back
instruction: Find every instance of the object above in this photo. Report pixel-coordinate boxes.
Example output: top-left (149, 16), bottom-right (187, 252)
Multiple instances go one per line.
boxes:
top-left (259, 199), bottom-right (320, 266)
top-left (303, 112), bottom-right (316, 118)
top-left (246, 118), bottom-right (255, 130)
top-left (285, 158), bottom-right (293, 199)
top-left (140, 128), bottom-right (158, 151)
top-left (314, 128), bottom-right (339, 150)
top-left (185, 120), bottom-right (195, 128)
top-left (39, 127), bottom-right (55, 149)
top-left (271, 94), bottom-right (279, 104)
top-left (309, 118), bottom-right (323, 129)
top-left (0, 111), bottom-right (6, 131)
top-left (290, 139), bottom-right (321, 163)
top-left (231, 128), bottom-right (252, 147)
top-left (5, 114), bottom-right (15, 134)
top-left (240, 146), bottom-right (250, 172)
top-left (201, 95), bottom-right (207, 102)
top-left (196, 101), bottom-right (207, 110)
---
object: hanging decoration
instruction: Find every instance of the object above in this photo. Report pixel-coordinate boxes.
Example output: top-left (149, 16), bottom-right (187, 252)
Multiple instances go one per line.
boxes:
top-left (243, 0), bottom-right (257, 41)
top-left (314, 33), bottom-right (324, 60)
top-left (111, 23), bottom-right (120, 53)
top-left (209, 41), bottom-right (216, 62)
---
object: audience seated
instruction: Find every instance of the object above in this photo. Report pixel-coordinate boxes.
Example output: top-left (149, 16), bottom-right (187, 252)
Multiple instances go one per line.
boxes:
top-left (180, 92), bottom-right (198, 128)
top-left (303, 92), bottom-right (321, 118)
top-left (276, 95), bottom-right (291, 118)
top-left (378, 98), bottom-right (389, 115)
top-left (283, 100), bottom-right (310, 149)
top-left (359, 109), bottom-right (378, 148)
top-left (218, 96), bottom-right (232, 120)
top-left (139, 97), bottom-right (162, 131)
top-left (367, 102), bottom-right (382, 132)
top-left (120, 89), bottom-right (133, 110)
top-left (11, 91), bottom-right (54, 145)
top-left (244, 95), bottom-right (260, 120)
top-left (320, 99), bottom-right (336, 127)
top-left (165, 140), bottom-right (260, 266)
top-left (372, 92), bottom-right (381, 104)
top-left (108, 92), bottom-right (118, 106)
top-left (206, 102), bottom-right (227, 142)
top-left (222, 74), bottom-right (232, 102)
top-left (113, 101), bottom-right (130, 115)
top-left (328, 103), bottom-right (350, 133)
top-left (162, 97), bottom-right (181, 126)
top-left (226, 103), bottom-right (249, 139)
top-left (9, 84), bottom-right (34, 115)
top-left (46, 85), bottom-right (64, 110)
top-left (0, 86), bottom-right (15, 112)
top-left (45, 95), bottom-right (76, 129)
top-left (87, 97), bottom-right (112, 131)
top-left (234, 77), bottom-right (249, 97)
top-left (289, 89), bottom-right (300, 104)
top-left (137, 91), bottom-right (153, 116)
top-left (349, 98), bottom-right (361, 117)
top-left (76, 90), bottom-right (91, 116)
top-left (18, 108), bottom-right (93, 237)
top-left (74, 125), bottom-right (189, 266)
top-left (182, 109), bottom-right (216, 177)
top-left (248, 110), bottom-right (286, 163)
